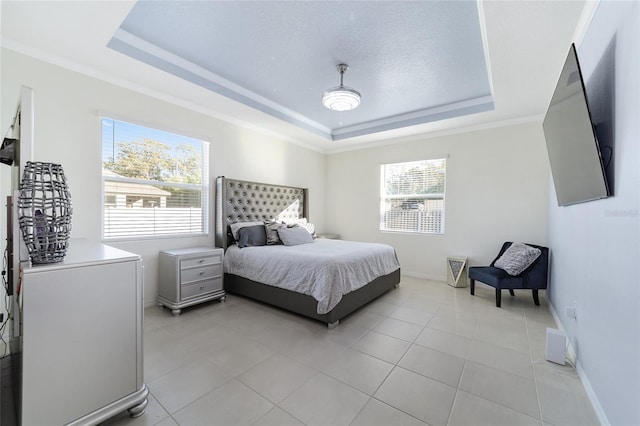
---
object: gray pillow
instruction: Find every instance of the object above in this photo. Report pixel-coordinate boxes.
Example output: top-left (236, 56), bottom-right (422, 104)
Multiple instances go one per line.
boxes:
top-left (264, 221), bottom-right (284, 245)
top-left (237, 225), bottom-right (267, 248)
top-left (494, 243), bottom-right (542, 276)
top-left (277, 225), bottom-right (314, 246)
top-left (230, 221), bottom-right (264, 241)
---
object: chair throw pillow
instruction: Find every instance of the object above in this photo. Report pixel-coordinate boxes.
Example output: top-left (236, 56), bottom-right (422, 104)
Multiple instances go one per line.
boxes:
top-left (494, 242), bottom-right (542, 276)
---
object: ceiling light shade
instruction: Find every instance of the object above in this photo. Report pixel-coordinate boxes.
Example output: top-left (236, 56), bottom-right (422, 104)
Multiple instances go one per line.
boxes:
top-left (322, 64), bottom-right (361, 111)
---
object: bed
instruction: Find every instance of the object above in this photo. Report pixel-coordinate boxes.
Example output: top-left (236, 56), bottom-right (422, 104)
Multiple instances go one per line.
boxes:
top-left (215, 176), bottom-right (401, 328)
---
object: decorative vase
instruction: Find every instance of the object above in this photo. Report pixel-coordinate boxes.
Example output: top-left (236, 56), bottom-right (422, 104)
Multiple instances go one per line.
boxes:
top-left (18, 161), bottom-right (73, 264)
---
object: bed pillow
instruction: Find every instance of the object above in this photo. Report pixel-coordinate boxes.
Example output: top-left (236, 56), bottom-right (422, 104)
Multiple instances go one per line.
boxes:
top-left (230, 221), bottom-right (264, 241)
top-left (237, 225), bottom-right (267, 248)
top-left (277, 225), bottom-right (314, 246)
top-left (284, 218), bottom-right (316, 238)
top-left (264, 221), bottom-right (285, 245)
top-left (494, 242), bottom-right (542, 276)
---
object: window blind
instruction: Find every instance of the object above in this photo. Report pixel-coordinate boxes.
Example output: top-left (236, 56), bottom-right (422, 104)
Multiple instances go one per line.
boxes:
top-left (101, 118), bottom-right (209, 240)
top-left (380, 158), bottom-right (446, 234)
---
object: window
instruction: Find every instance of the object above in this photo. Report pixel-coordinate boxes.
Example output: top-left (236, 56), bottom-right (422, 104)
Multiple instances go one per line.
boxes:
top-left (380, 158), bottom-right (446, 234)
top-left (101, 118), bottom-right (209, 239)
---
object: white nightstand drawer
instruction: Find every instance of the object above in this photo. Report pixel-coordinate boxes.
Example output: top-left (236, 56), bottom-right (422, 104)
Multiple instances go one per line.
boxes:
top-left (181, 254), bottom-right (221, 269)
top-left (181, 264), bottom-right (222, 284)
top-left (181, 279), bottom-right (221, 300)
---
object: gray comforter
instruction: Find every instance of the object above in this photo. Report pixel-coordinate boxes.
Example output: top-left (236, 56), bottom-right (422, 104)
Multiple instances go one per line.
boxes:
top-left (223, 239), bottom-right (400, 314)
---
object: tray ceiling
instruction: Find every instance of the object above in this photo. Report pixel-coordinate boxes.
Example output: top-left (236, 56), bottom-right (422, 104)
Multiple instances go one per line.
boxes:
top-left (108, 1), bottom-right (493, 141)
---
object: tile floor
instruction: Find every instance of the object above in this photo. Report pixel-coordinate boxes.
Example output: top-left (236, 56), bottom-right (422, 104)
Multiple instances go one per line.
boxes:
top-left (103, 276), bottom-right (600, 426)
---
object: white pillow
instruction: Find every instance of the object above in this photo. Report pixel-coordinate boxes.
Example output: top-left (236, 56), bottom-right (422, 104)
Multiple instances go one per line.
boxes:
top-left (494, 243), bottom-right (542, 276)
top-left (230, 221), bottom-right (264, 241)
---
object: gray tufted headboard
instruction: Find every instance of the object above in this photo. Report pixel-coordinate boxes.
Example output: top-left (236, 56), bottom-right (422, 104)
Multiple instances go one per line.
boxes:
top-left (215, 176), bottom-right (308, 250)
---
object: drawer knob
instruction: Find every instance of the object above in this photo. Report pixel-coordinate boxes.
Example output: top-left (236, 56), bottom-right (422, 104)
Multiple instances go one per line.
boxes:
top-left (199, 259), bottom-right (205, 263)
top-left (200, 286), bottom-right (204, 290)
top-left (199, 271), bottom-right (204, 276)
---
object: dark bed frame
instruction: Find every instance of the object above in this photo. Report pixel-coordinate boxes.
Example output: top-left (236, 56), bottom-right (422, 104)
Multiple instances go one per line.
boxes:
top-left (215, 176), bottom-right (400, 328)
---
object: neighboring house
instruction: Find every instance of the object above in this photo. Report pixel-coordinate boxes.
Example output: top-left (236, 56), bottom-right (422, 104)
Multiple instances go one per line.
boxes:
top-left (103, 169), bottom-right (171, 208)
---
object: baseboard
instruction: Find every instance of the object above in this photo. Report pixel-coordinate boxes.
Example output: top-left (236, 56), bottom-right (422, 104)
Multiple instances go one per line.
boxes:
top-left (548, 301), bottom-right (610, 426)
top-left (402, 271), bottom-right (447, 282)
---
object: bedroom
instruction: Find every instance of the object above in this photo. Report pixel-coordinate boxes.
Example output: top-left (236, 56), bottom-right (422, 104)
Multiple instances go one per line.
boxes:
top-left (0, 1), bottom-right (638, 425)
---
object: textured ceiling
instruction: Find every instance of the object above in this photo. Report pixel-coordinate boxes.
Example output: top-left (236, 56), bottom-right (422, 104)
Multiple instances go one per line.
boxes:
top-left (0, 1), bottom-right (587, 153)
top-left (108, 1), bottom-right (493, 141)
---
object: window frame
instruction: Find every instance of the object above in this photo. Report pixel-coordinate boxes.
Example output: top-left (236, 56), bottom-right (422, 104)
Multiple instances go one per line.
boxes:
top-left (379, 158), bottom-right (446, 235)
top-left (101, 117), bottom-right (210, 242)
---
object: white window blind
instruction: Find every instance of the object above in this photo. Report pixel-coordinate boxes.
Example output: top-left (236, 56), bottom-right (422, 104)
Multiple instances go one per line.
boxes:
top-left (101, 118), bottom-right (209, 240)
top-left (380, 158), bottom-right (446, 234)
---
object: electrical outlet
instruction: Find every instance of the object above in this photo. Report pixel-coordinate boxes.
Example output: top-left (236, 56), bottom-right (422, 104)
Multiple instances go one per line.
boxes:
top-left (566, 304), bottom-right (577, 320)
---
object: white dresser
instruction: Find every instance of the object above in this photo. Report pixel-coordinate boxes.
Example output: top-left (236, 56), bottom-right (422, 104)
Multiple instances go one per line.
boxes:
top-left (158, 247), bottom-right (225, 316)
top-left (16, 239), bottom-right (147, 425)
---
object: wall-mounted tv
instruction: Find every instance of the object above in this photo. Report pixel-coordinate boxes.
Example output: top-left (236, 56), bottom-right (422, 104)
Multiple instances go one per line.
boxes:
top-left (543, 43), bottom-right (611, 206)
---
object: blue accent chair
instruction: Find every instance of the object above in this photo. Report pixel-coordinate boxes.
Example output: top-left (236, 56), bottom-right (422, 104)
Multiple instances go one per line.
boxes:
top-left (469, 242), bottom-right (549, 307)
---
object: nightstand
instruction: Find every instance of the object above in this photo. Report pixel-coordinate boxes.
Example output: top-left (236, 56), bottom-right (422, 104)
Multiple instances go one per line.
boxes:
top-left (316, 233), bottom-right (340, 239)
top-left (158, 247), bottom-right (225, 315)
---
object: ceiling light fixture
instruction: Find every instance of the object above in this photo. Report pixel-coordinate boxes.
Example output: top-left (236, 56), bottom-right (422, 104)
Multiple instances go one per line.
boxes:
top-left (322, 64), bottom-right (361, 111)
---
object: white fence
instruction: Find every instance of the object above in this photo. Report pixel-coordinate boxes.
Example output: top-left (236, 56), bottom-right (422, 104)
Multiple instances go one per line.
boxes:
top-left (382, 209), bottom-right (444, 234)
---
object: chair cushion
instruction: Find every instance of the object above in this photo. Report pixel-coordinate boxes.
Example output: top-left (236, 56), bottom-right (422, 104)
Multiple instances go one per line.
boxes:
top-left (469, 266), bottom-right (523, 289)
top-left (494, 242), bottom-right (541, 276)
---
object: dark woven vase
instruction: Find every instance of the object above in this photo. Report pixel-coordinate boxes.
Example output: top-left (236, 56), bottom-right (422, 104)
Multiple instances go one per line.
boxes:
top-left (18, 162), bottom-right (73, 264)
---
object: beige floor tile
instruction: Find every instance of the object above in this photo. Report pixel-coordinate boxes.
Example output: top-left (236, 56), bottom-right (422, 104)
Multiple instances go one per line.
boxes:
top-left (280, 373), bottom-right (369, 426)
top-left (398, 344), bottom-right (465, 387)
top-left (388, 306), bottom-right (434, 326)
top-left (467, 339), bottom-right (534, 379)
top-left (132, 281), bottom-right (599, 426)
top-left (148, 360), bottom-right (232, 413)
top-left (351, 398), bottom-right (428, 426)
top-left (362, 299), bottom-right (401, 316)
top-left (426, 312), bottom-right (476, 339)
top-left (322, 348), bottom-right (394, 395)
top-left (400, 296), bottom-right (442, 314)
top-left (533, 362), bottom-right (597, 426)
top-left (473, 322), bottom-right (530, 354)
top-left (350, 330), bottom-right (411, 364)
top-left (238, 353), bottom-right (317, 403)
top-left (340, 309), bottom-right (386, 329)
top-left (448, 390), bottom-right (541, 426)
top-left (143, 330), bottom-right (200, 382)
top-left (173, 379), bottom-right (273, 426)
top-left (374, 317), bottom-right (424, 342)
top-left (296, 339), bottom-right (349, 370)
top-left (374, 367), bottom-right (456, 426)
top-left (207, 339), bottom-right (274, 376)
top-left (252, 407), bottom-right (304, 426)
top-left (537, 380), bottom-right (600, 426)
top-left (154, 417), bottom-right (178, 426)
top-left (326, 321), bottom-right (370, 346)
top-left (414, 327), bottom-right (471, 359)
top-left (459, 361), bottom-right (539, 419)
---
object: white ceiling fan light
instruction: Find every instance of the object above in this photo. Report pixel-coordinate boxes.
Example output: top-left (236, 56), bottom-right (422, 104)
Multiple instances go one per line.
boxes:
top-left (322, 64), bottom-right (361, 111)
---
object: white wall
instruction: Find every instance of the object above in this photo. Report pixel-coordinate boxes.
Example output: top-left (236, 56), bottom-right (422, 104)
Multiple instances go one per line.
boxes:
top-left (326, 121), bottom-right (549, 280)
top-left (547, 2), bottom-right (640, 425)
top-left (0, 48), bottom-right (326, 306)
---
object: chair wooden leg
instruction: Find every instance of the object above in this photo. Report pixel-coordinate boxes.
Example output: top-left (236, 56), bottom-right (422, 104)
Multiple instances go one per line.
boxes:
top-left (495, 289), bottom-right (501, 307)
top-left (532, 289), bottom-right (540, 305)
top-left (470, 279), bottom-right (475, 295)
top-left (509, 289), bottom-right (515, 296)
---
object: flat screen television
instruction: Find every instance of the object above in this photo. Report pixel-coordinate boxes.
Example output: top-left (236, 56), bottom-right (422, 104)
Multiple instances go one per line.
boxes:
top-left (543, 43), bottom-right (611, 206)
